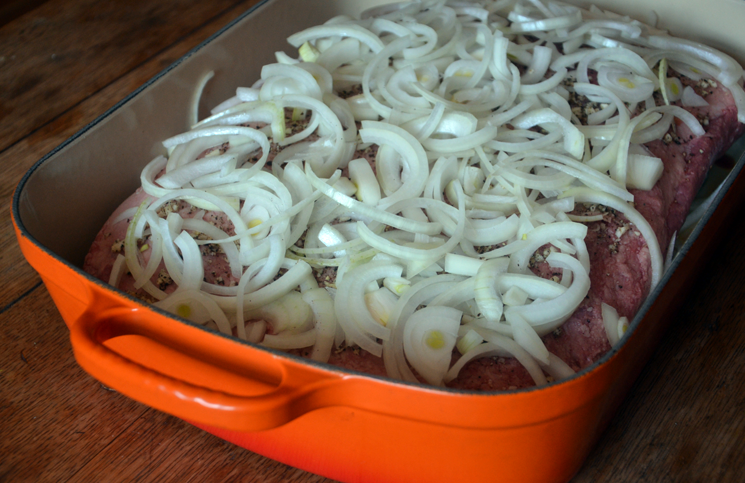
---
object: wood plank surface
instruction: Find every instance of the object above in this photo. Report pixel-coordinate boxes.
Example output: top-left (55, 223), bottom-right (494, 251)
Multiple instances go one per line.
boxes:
top-left (0, 0), bottom-right (258, 309)
top-left (574, 212), bottom-right (745, 482)
top-left (0, 0), bottom-right (48, 28)
top-left (0, 286), bottom-right (148, 482)
top-left (0, 0), bottom-right (249, 153)
top-left (1, 1), bottom-right (743, 483)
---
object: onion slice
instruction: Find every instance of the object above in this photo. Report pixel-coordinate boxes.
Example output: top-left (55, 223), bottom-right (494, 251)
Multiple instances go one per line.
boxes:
top-left (403, 306), bottom-right (462, 386)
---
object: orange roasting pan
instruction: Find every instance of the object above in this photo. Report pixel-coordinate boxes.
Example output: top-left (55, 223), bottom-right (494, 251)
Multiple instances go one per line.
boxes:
top-left (11, 1), bottom-right (745, 482)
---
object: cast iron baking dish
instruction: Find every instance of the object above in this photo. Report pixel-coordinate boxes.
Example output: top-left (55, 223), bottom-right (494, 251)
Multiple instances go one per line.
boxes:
top-left (12, 1), bottom-right (745, 481)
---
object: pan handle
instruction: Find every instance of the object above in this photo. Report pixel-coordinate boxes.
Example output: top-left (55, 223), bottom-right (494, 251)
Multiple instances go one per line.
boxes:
top-left (69, 306), bottom-right (341, 431)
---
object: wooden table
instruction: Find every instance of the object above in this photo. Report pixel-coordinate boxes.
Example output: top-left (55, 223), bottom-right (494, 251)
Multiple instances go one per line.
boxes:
top-left (1, 1), bottom-right (743, 481)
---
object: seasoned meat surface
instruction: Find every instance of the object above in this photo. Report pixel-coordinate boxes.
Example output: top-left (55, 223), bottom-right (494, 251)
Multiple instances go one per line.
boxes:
top-left (448, 80), bottom-right (745, 390)
top-left (84, 75), bottom-right (744, 391)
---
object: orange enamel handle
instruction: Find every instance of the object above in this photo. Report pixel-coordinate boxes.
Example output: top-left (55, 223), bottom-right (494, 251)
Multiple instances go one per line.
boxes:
top-left (69, 306), bottom-right (340, 431)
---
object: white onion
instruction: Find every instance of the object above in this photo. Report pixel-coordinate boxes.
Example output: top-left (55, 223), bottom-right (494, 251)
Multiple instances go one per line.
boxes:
top-left (648, 35), bottom-right (743, 86)
top-left (507, 311), bottom-right (549, 364)
top-left (512, 108), bottom-right (585, 159)
top-left (302, 288), bottom-right (337, 362)
top-left (564, 187), bottom-right (663, 288)
top-left (123, 202), bottom-right (167, 301)
top-left (681, 85), bottom-right (709, 107)
top-left (288, 24), bottom-right (385, 54)
top-left (626, 154), bottom-right (664, 190)
top-left (360, 121), bottom-right (429, 208)
top-left (403, 305), bottom-right (462, 386)
top-left (108, 254), bottom-right (127, 288)
top-left (506, 252), bottom-right (591, 335)
top-left (474, 257), bottom-right (509, 327)
top-left (602, 302), bottom-right (621, 346)
top-left (384, 274), bottom-right (463, 381)
top-left (335, 261), bottom-right (401, 356)
top-left (112, 0), bottom-right (741, 391)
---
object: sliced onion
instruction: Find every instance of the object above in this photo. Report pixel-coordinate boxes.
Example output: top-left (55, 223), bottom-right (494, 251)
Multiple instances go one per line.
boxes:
top-left (288, 24), bottom-right (385, 54)
top-left (474, 258), bottom-right (509, 326)
top-left (360, 121), bottom-right (429, 209)
top-left (564, 187), bottom-right (663, 288)
top-left (506, 311), bottom-right (549, 364)
top-left (510, 10), bottom-right (582, 33)
top-left (304, 162), bottom-right (443, 235)
top-left (302, 288), bottom-right (337, 362)
top-left (123, 201), bottom-right (167, 300)
top-left (681, 85), bottom-right (709, 107)
top-left (539, 353), bottom-right (576, 381)
top-left (512, 108), bottom-right (585, 159)
top-left (470, 328), bottom-right (547, 386)
top-left (261, 63), bottom-right (324, 100)
top-left (155, 288), bottom-right (232, 335)
top-left (116, 1), bottom-right (741, 391)
top-left (648, 35), bottom-right (743, 85)
top-left (251, 290), bottom-right (313, 334)
top-left (505, 252), bottom-right (590, 335)
top-left (403, 305), bottom-right (462, 386)
top-left (626, 154), bottom-right (664, 190)
top-left (348, 157), bottom-right (381, 205)
top-left (356, 181), bottom-right (465, 263)
top-left (334, 261), bottom-right (401, 356)
top-left (602, 302), bottom-right (621, 346)
top-left (108, 254), bottom-right (127, 288)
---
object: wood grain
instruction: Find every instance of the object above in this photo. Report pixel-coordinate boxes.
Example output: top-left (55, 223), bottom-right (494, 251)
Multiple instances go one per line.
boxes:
top-left (0, 0), bottom-right (260, 309)
top-left (0, 286), bottom-right (147, 482)
top-left (1, 1), bottom-right (743, 482)
top-left (0, 285), bottom-right (332, 483)
top-left (573, 211), bottom-right (745, 483)
top-left (0, 0), bottom-right (49, 28)
top-left (0, 0), bottom-right (250, 154)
